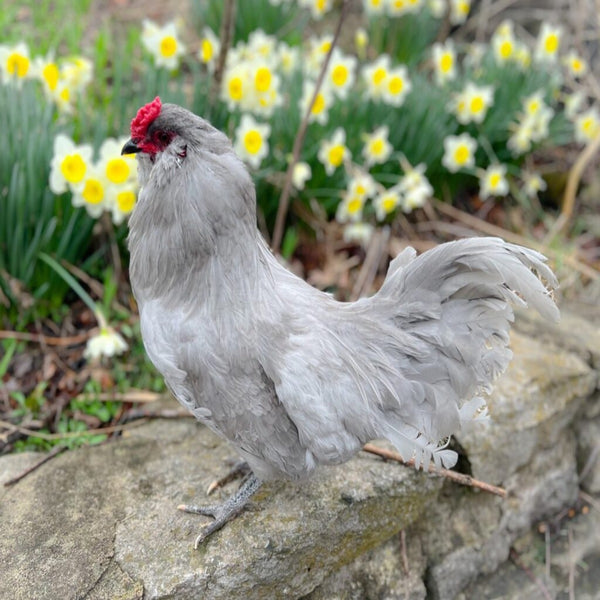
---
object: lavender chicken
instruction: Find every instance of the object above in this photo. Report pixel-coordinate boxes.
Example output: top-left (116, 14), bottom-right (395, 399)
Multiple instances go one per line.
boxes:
top-left (122, 97), bottom-right (559, 547)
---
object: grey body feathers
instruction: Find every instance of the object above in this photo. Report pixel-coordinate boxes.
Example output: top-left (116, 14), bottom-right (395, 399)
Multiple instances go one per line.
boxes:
top-left (128, 104), bottom-right (559, 480)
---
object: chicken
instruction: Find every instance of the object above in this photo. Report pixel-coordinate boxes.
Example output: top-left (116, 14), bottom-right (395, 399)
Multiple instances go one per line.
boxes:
top-left (122, 97), bottom-right (559, 546)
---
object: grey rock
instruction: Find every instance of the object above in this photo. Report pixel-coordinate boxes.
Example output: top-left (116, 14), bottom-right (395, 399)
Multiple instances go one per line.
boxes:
top-left (305, 532), bottom-right (427, 600)
top-left (456, 331), bottom-right (596, 485)
top-left (0, 451), bottom-right (43, 500)
top-left (0, 419), bottom-right (440, 600)
top-left (425, 433), bottom-right (580, 600)
top-left (575, 412), bottom-right (600, 493)
top-left (0, 319), bottom-right (597, 600)
top-left (514, 308), bottom-right (600, 372)
top-left (457, 556), bottom-right (558, 600)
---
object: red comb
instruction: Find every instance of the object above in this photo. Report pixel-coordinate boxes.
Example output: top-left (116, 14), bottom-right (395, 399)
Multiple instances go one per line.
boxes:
top-left (131, 97), bottom-right (162, 140)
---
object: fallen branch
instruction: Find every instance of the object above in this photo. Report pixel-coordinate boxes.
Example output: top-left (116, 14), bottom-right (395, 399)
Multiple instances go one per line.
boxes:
top-left (0, 418), bottom-right (148, 441)
top-left (362, 443), bottom-right (507, 498)
top-left (208, 0), bottom-right (236, 113)
top-left (0, 329), bottom-right (93, 347)
top-left (3, 445), bottom-right (66, 487)
top-left (509, 548), bottom-right (553, 600)
top-left (545, 131), bottom-right (600, 242)
top-left (271, 0), bottom-right (351, 252)
top-left (433, 199), bottom-right (599, 281)
top-left (73, 390), bottom-right (163, 404)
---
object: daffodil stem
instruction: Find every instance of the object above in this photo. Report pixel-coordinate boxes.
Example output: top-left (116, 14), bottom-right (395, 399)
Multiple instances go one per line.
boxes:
top-left (272, 0), bottom-right (351, 253)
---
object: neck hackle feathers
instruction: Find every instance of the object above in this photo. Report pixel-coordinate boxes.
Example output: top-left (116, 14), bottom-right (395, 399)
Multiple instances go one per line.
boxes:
top-left (131, 96), bottom-right (162, 140)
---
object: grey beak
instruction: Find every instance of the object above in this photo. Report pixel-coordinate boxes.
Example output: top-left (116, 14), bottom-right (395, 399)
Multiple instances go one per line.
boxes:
top-left (122, 139), bottom-right (141, 155)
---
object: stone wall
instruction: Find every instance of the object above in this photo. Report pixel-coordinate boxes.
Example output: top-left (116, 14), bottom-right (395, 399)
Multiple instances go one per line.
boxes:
top-left (0, 311), bottom-right (598, 599)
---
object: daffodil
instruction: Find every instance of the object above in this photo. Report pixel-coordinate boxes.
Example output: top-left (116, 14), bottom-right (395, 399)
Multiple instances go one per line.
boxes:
top-left (98, 138), bottom-right (137, 187)
top-left (507, 91), bottom-right (554, 154)
top-left (346, 172), bottom-right (377, 200)
top-left (343, 222), bottom-right (374, 247)
top-left (450, 82), bottom-right (494, 125)
top-left (60, 57), bottom-right (93, 90)
top-left (431, 41), bottom-right (457, 85)
top-left (299, 80), bottom-right (333, 125)
top-left (141, 19), bottom-right (186, 70)
top-left (247, 30), bottom-right (278, 62)
top-left (574, 108), bottom-right (600, 143)
top-left (521, 171), bottom-right (547, 199)
top-left (534, 22), bottom-right (561, 63)
top-left (85, 326), bottom-right (128, 361)
top-left (362, 54), bottom-right (391, 101)
top-left (449, 0), bottom-right (470, 25)
top-left (249, 60), bottom-right (282, 117)
top-left (513, 42), bottom-right (532, 70)
top-left (428, 0), bottom-right (446, 18)
top-left (222, 62), bottom-right (251, 111)
top-left (562, 51), bottom-right (588, 78)
top-left (363, 0), bottom-right (386, 16)
top-left (318, 128), bottom-right (350, 175)
top-left (326, 49), bottom-right (357, 100)
top-left (277, 42), bottom-right (300, 75)
top-left (107, 185), bottom-right (138, 225)
top-left (398, 161), bottom-right (433, 211)
top-left (507, 120), bottom-right (535, 155)
top-left (292, 161), bottom-right (312, 190)
top-left (373, 188), bottom-right (402, 221)
top-left (563, 91), bottom-right (584, 119)
top-left (299, 0), bottom-right (333, 19)
top-left (0, 42), bottom-right (32, 84)
top-left (491, 20), bottom-right (516, 64)
top-left (478, 164), bottom-right (509, 199)
top-left (388, 0), bottom-right (424, 16)
top-left (522, 91), bottom-right (554, 141)
top-left (52, 81), bottom-right (75, 113)
top-left (199, 27), bottom-right (220, 71)
top-left (49, 134), bottom-right (94, 195)
top-left (94, 137), bottom-right (139, 223)
top-left (383, 65), bottom-right (412, 106)
top-left (355, 28), bottom-right (369, 58)
top-left (72, 166), bottom-right (110, 217)
top-left (234, 114), bottom-right (271, 169)
top-left (32, 54), bottom-right (60, 96)
top-left (336, 194), bottom-right (366, 223)
top-left (362, 126), bottom-right (393, 166)
top-left (442, 133), bottom-right (477, 173)
top-left (305, 35), bottom-right (333, 72)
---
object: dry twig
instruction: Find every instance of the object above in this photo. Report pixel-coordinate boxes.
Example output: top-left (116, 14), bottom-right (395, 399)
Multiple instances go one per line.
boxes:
top-left (509, 548), bottom-right (553, 600)
top-left (73, 390), bottom-right (163, 404)
top-left (208, 0), bottom-right (236, 114)
top-left (362, 443), bottom-right (507, 498)
top-left (272, 0), bottom-right (351, 252)
top-left (544, 132), bottom-right (600, 242)
top-left (433, 199), bottom-right (599, 280)
top-left (0, 329), bottom-right (93, 346)
top-left (3, 445), bottom-right (66, 487)
top-left (0, 418), bottom-right (147, 441)
top-left (350, 227), bottom-right (390, 300)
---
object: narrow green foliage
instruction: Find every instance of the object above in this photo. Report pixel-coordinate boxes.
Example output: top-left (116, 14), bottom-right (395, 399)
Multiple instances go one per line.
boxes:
top-left (0, 82), bottom-right (95, 314)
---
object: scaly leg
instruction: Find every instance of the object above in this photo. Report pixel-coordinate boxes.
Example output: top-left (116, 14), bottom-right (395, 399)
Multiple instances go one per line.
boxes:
top-left (178, 472), bottom-right (262, 548)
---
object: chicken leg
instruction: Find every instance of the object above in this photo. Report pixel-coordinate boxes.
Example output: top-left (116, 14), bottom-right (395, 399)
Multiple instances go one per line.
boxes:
top-left (178, 472), bottom-right (262, 548)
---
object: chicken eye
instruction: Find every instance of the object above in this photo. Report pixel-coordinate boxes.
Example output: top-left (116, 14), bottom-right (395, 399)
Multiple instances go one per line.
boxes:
top-left (156, 130), bottom-right (172, 145)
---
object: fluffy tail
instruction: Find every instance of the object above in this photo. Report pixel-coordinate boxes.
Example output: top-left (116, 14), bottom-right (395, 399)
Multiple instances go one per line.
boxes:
top-left (370, 237), bottom-right (558, 469)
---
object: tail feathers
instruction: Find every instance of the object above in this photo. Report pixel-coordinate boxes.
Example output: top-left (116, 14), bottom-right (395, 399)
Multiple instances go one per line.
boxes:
top-left (368, 237), bottom-right (558, 468)
top-left (382, 421), bottom-right (459, 470)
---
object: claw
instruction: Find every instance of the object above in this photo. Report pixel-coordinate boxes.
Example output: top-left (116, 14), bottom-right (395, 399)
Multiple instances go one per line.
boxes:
top-left (178, 472), bottom-right (262, 548)
top-left (206, 460), bottom-right (251, 495)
